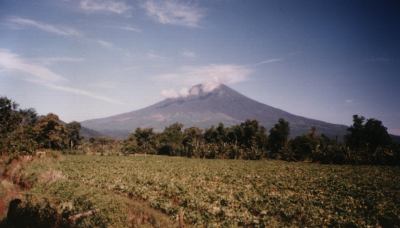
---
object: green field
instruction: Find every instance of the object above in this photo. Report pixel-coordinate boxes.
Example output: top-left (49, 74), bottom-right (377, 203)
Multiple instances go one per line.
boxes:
top-left (9, 155), bottom-right (400, 227)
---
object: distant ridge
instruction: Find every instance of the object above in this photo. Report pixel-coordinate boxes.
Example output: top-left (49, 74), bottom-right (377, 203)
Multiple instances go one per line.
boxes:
top-left (80, 126), bottom-right (103, 138)
top-left (81, 84), bottom-right (348, 139)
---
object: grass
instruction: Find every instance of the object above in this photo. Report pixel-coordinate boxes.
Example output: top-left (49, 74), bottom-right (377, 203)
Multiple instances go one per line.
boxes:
top-left (16, 154), bottom-right (399, 227)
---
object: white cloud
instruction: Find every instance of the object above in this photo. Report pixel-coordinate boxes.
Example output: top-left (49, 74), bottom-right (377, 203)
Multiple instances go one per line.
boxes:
top-left (0, 49), bottom-right (123, 105)
top-left (181, 50), bottom-right (196, 58)
top-left (143, 0), bottom-right (204, 27)
top-left (146, 51), bottom-right (165, 60)
top-left (5, 16), bottom-right (128, 52)
top-left (0, 49), bottom-right (66, 82)
top-left (90, 81), bottom-right (118, 89)
top-left (113, 25), bottom-right (142, 33)
top-left (6, 16), bottom-right (81, 37)
top-left (157, 64), bottom-right (252, 98)
top-left (161, 89), bottom-right (179, 98)
top-left (160, 87), bottom-right (191, 99)
top-left (345, 99), bottom-right (354, 104)
top-left (34, 57), bottom-right (85, 66)
top-left (35, 81), bottom-right (125, 105)
top-left (96, 39), bottom-right (114, 48)
top-left (252, 58), bottom-right (284, 67)
top-left (157, 57), bottom-right (283, 98)
top-left (80, 0), bottom-right (130, 14)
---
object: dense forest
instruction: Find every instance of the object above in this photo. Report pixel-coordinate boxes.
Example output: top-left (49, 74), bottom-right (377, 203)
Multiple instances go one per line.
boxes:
top-left (1, 96), bottom-right (399, 165)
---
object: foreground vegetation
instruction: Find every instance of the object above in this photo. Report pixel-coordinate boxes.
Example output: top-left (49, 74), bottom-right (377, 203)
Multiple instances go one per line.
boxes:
top-left (2, 154), bottom-right (400, 227)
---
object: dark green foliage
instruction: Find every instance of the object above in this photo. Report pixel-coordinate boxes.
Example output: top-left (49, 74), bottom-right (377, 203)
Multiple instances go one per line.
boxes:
top-left (119, 116), bottom-right (399, 165)
top-left (197, 120), bottom-right (268, 159)
top-left (66, 121), bottom-right (81, 150)
top-left (204, 123), bottom-right (226, 144)
top-left (0, 97), bottom-right (38, 155)
top-left (121, 133), bottom-right (138, 154)
top-left (33, 113), bottom-right (68, 150)
top-left (0, 97), bottom-right (21, 137)
top-left (0, 97), bottom-right (82, 155)
top-left (346, 115), bottom-right (366, 151)
top-left (364, 118), bottom-right (392, 151)
top-left (158, 123), bottom-right (184, 156)
top-left (182, 127), bottom-right (203, 157)
top-left (346, 115), bottom-right (392, 152)
top-left (289, 135), bottom-right (316, 161)
top-left (345, 115), bottom-right (394, 164)
top-left (133, 128), bottom-right (157, 154)
top-left (286, 127), bottom-right (318, 161)
top-left (268, 118), bottom-right (290, 157)
top-left (121, 119), bottom-right (269, 160)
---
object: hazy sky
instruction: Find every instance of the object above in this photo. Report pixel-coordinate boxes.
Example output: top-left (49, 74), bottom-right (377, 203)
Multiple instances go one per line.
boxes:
top-left (0, 0), bottom-right (399, 135)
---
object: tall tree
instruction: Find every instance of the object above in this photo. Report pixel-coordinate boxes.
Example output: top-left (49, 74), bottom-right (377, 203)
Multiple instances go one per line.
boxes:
top-left (346, 115), bottom-right (391, 152)
top-left (239, 120), bottom-right (267, 148)
top-left (363, 118), bottom-right (391, 152)
top-left (268, 118), bottom-right (290, 156)
top-left (33, 113), bottom-right (67, 150)
top-left (0, 97), bottom-right (39, 155)
top-left (122, 133), bottom-right (139, 154)
top-left (345, 115), bottom-right (366, 150)
top-left (159, 123), bottom-right (184, 156)
top-left (134, 128), bottom-right (156, 154)
top-left (0, 97), bottom-right (21, 138)
top-left (66, 121), bottom-right (81, 150)
top-left (183, 127), bottom-right (203, 157)
top-left (345, 115), bottom-right (393, 163)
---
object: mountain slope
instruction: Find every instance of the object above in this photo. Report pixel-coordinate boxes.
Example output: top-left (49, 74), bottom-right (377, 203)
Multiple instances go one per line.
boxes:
top-left (81, 84), bottom-right (348, 138)
top-left (80, 126), bottom-right (103, 138)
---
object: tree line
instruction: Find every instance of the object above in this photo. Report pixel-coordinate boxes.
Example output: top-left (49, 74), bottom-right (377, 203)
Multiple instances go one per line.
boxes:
top-left (1, 96), bottom-right (399, 165)
top-left (0, 97), bottom-right (81, 156)
top-left (121, 116), bottom-right (399, 165)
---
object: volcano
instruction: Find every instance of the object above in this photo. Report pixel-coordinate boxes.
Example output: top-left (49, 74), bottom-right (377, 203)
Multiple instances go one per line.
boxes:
top-left (81, 84), bottom-right (347, 138)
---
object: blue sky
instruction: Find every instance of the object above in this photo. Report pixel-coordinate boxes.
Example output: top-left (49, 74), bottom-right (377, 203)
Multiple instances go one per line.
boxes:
top-left (0, 0), bottom-right (399, 135)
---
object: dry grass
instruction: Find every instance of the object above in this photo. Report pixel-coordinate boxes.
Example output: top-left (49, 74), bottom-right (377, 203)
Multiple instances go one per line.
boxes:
top-left (39, 169), bottom-right (65, 185)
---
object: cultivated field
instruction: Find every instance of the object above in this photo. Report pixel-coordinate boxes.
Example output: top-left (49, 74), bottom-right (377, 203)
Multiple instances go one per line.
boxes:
top-left (10, 154), bottom-right (397, 227)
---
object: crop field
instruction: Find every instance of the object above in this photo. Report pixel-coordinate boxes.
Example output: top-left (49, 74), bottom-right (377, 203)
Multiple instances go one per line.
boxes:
top-left (15, 155), bottom-right (400, 227)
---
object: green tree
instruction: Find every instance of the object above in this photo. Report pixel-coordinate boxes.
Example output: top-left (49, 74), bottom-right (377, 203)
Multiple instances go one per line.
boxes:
top-left (239, 120), bottom-right (267, 148)
top-left (345, 115), bottom-right (392, 163)
top-left (345, 115), bottom-right (366, 151)
top-left (122, 133), bottom-right (138, 154)
top-left (134, 128), bottom-right (156, 154)
top-left (237, 120), bottom-right (268, 159)
top-left (204, 126), bottom-right (218, 144)
top-left (10, 109), bottom-right (39, 154)
top-left (226, 125), bottom-right (242, 159)
top-left (0, 97), bottom-right (21, 154)
top-left (268, 118), bottom-right (290, 157)
top-left (183, 127), bottom-right (203, 157)
top-left (33, 113), bottom-right (67, 150)
top-left (364, 118), bottom-right (392, 152)
top-left (158, 123), bottom-right (184, 156)
top-left (0, 97), bottom-right (21, 135)
top-left (0, 97), bottom-right (39, 155)
top-left (290, 136), bottom-right (317, 161)
top-left (66, 121), bottom-right (81, 150)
